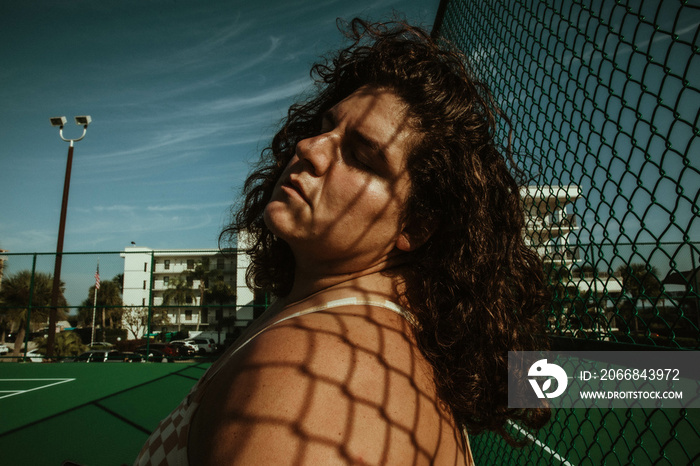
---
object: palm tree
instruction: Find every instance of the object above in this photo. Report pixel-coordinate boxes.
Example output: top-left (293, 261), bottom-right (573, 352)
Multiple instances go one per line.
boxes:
top-left (543, 263), bottom-right (578, 334)
top-left (81, 277), bottom-right (124, 340)
top-left (206, 280), bottom-right (236, 307)
top-left (0, 270), bottom-right (67, 357)
top-left (162, 277), bottom-right (197, 331)
top-left (185, 258), bottom-right (223, 331)
top-left (205, 278), bottom-right (236, 321)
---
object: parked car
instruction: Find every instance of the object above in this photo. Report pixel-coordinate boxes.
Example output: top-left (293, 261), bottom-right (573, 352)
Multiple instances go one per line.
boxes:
top-left (25, 349), bottom-right (45, 362)
top-left (172, 344), bottom-right (196, 358)
top-left (105, 352), bottom-right (144, 363)
top-left (89, 341), bottom-right (114, 349)
top-left (69, 350), bottom-right (117, 363)
top-left (135, 343), bottom-right (193, 360)
top-left (170, 340), bottom-right (198, 353)
top-left (135, 348), bottom-right (170, 363)
top-left (67, 350), bottom-right (146, 363)
top-left (0, 344), bottom-right (9, 356)
top-left (186, 338), bottom-right (216, 354)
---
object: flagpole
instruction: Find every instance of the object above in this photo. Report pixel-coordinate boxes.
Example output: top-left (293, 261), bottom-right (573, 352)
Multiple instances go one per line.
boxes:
top-left (91, 259), bottom-right (100, 346)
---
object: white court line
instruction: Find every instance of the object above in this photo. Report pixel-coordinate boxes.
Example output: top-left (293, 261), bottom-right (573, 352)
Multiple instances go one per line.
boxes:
top-left (508, 420), bottom-right (575, 466)
top-left (0, 378), bottom-right (75, 400)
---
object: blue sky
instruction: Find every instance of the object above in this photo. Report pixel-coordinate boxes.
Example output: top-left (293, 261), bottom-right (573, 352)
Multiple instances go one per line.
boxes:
top-left (0, 0), bottom-right (440, 255)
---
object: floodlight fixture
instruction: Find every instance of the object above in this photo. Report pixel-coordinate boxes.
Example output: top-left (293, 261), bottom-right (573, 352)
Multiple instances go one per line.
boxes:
top-left (50, 116), bottom-right (67, 128)
top-left (74, 115), bottom-right (91, 127)
top-left (50, 114), bottom-right (92, 144)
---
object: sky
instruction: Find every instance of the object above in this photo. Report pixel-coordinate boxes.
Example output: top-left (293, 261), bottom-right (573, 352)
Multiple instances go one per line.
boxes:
top-left (0, 0), bottom-right (440, 255)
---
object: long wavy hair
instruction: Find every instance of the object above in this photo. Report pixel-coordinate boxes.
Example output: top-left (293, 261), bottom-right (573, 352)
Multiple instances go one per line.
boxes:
top-left (221, 18), bottom-right (550, 445)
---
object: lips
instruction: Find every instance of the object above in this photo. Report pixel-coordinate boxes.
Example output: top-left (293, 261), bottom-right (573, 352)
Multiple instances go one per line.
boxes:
top-left (283, 176), bottom-right (310, 204)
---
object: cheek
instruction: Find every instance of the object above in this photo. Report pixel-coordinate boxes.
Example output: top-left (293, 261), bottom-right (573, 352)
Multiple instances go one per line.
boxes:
top-left (331, 183), bottom-right (405, 233)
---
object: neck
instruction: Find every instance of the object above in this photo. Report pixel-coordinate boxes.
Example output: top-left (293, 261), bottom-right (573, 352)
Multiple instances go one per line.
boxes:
top-left (282, 256), bottom-right (407, 307)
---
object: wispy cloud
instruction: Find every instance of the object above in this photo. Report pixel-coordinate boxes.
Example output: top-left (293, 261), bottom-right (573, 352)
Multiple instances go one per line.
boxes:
top-left (147, 201), bottom-right (231, 212)
top-left (203, 76), bottom-right (311, 114)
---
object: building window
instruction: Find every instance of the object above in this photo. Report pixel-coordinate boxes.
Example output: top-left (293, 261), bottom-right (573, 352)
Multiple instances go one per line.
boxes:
top-left (217, 258), bottom-right (225, 270)
top-left (185, 310), bottom-right (192, 321)
top-left (164, 260), bottom-right (170, 270)
top-left (186, 296), bottom-right (193, 304)
top-left (142, 298), bottom-right (146, 306)
top-left (163, 276), bottom-right (169, 286)
top-left (143, 280), bottom-right (147, 290)
top-left (144, 262), bottom-right (148, 272)
top-left (201, 309), bottom-right (208, 324)
top-left (187, 260), bottom-right (194, 270)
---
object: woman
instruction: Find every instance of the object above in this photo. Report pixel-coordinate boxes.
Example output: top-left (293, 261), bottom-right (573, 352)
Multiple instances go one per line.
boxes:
top-left (136, 19), bottom-right (549, 465)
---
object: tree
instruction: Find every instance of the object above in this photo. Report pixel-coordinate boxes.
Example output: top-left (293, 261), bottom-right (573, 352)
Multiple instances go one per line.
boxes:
top-left (206, 280), bottom-right (236, 307)
top-left (615, 263), bottom-right (662, 333)
top-left (205, 279), bottom-right (236, 327)
top-left (184, 258), bottom-right (228, 331)
top-left (162, 277), bottom-right (197, 331)
top-left (33, 331), bottom-right (86, 359)
top-left (543, 264), bottom-right (580, 334)
top-left (79, 276), bottom-right (124, 340)
top-left (122, 306), bottom-right (170, 340)
top-left (0, 270), bottom-right (67, 357)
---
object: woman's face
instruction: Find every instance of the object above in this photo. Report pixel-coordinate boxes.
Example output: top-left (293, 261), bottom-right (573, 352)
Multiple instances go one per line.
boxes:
top-left (264, 86), bottom-right (417, 273)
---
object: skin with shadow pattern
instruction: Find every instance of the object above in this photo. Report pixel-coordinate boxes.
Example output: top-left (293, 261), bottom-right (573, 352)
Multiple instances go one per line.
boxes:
top-left (187, 88), bottom-right (469, 464)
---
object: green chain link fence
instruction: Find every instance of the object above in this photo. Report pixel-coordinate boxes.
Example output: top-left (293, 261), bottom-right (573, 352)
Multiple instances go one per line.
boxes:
top-left (1, 1), bottom-right (698, 462)
top-left (433, 0), bottom-right (699, 463)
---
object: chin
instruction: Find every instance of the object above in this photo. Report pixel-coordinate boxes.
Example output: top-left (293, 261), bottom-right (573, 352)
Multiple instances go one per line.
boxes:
top-left (263, 202), bottom-right (295, 241)
top-left (262, 203), bottom-right (280, 234)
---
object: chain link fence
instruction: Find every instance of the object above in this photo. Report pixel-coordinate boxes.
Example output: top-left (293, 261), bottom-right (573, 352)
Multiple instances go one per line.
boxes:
top-left (433, 0), bottom-right (699, 463)
top-left (1, 1), bottom-right (698, 461)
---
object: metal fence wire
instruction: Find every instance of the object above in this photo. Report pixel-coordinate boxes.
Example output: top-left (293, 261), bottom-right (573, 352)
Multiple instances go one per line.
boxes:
top-left (433, 0), bottom-right (699, 464)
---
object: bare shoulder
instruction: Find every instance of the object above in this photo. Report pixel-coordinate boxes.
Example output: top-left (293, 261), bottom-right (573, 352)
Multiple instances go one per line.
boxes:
top-left (188, 304), bottom-right (466, 465)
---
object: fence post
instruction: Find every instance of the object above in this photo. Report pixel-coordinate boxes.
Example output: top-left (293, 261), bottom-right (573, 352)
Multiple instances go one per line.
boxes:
top-left (22, 254), bottom-right (37, 363)
top-left (145, 250), bottom-right (155, 361)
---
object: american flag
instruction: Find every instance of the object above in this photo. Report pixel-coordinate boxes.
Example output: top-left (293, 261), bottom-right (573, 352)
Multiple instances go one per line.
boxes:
top-left (95, 264), bottom-right (100, 290)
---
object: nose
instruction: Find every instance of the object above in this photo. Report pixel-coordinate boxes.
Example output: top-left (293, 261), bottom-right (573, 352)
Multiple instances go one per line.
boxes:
top-left (295, 132), bottom-right (335, 176)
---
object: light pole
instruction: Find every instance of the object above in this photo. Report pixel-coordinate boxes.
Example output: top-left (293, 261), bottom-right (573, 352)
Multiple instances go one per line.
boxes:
top-left (46, 115), bottom-right (91, 359)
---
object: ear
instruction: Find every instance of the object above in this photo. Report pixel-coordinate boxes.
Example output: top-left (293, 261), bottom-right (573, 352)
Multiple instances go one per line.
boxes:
top-left (395, 224), bottom-right (434, 252)
top-left (396, 232), bottom-right (415, 252)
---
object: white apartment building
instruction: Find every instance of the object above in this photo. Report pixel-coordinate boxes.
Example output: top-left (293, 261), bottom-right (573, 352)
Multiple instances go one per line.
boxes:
top-left (522, 184), bottom-right (621, 291)
top-left (523, 185), bottom-right (621, 337)
top-left (121, 246), bottom-right (256, 339)
top-left (522, 185), bottom-right (581, 266)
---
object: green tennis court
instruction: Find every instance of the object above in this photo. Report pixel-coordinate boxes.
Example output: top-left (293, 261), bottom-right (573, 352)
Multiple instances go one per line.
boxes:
top-left (2, 361), bottom-right (699, 465)
top-left (0, 362), bottom-right (209, 466)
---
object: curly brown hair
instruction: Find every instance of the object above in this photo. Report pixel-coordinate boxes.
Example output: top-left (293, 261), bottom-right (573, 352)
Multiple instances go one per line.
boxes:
top-left (221, 18), bottom-right (550, 445)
